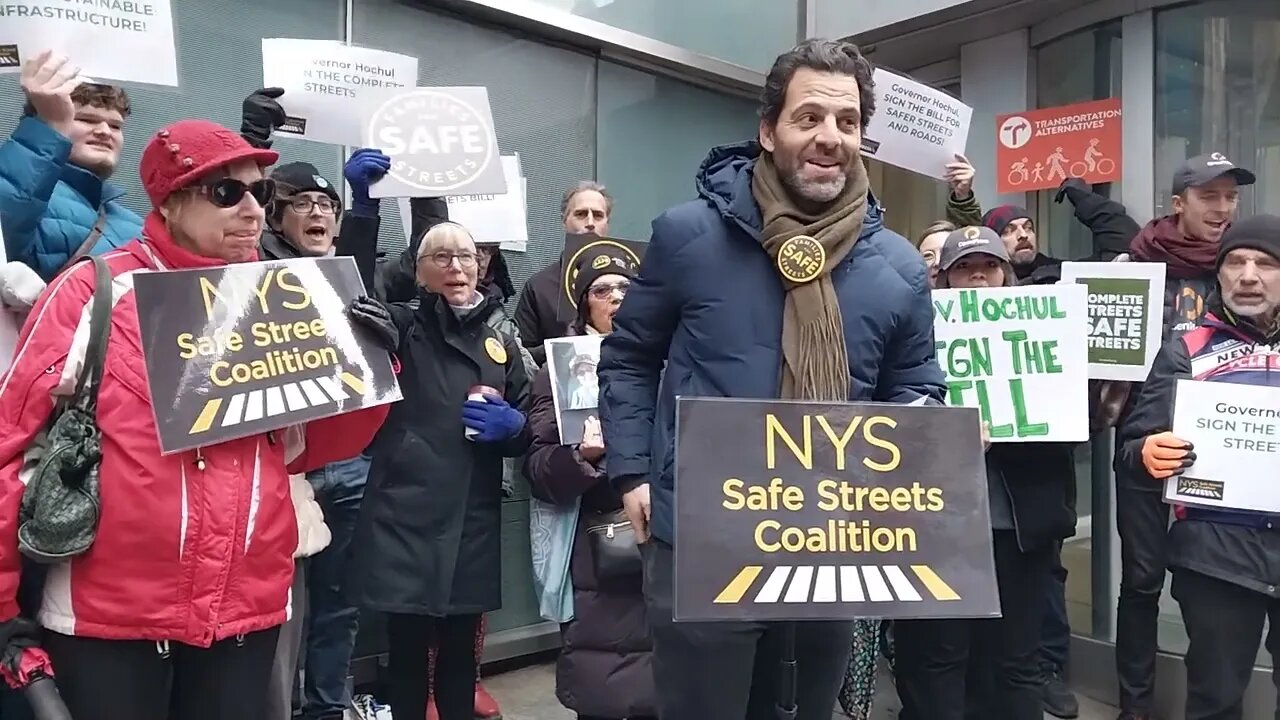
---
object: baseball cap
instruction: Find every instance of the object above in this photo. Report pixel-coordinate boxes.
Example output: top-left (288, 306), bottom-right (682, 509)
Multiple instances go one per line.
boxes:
top-left (939, 226), bottom-right (1010, 271)
top-left (1172, 152), bottom-right (1257, 195)
top-left (270, 162), bottom-right (341, 204)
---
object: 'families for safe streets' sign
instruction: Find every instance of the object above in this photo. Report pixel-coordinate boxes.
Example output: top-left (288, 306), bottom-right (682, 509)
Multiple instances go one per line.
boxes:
top-left (1168, 379), bottom-right (1280, 513)
top-left (132, 257), bottom-right (402, 455)
top-left (1061, 262), bottom-right (1166, 381)
top-left (933, 285), bottom-right (1089, 442)
top-left (673, 398), bottom-right (999, 622)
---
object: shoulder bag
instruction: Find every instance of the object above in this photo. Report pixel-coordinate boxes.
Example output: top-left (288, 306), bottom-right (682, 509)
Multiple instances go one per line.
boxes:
top-left (583, 508), bottom-right (641, 581)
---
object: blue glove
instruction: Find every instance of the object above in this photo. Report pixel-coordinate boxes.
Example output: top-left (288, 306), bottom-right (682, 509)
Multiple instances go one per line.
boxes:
top-left (344, 148), bottom-right (392, 216)
top-left (462, 396), bottom-right (526, 443)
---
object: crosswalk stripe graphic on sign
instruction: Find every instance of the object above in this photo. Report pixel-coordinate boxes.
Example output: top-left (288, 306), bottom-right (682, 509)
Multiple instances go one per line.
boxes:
top-left (713, 564), bottom-right (960, 605)
top-left (188, 371), bottom-right (370, 436)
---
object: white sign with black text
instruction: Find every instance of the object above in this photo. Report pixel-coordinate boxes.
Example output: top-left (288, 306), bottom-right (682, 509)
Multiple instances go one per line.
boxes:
top-left (0, 0), bottom-right (178, 86)
top-left (363, 86), bottom-right (508, 199)
top-left (262, 39), bottom-right (418, 146)
top-left (1167, 379), bottom-right (1280, 513)
top-left (861, 68), bottom-right (972, 180)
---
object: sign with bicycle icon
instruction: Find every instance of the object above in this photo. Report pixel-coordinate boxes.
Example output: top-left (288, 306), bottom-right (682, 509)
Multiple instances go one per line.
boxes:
top-left (996, 98), bottom-right (1122, 193)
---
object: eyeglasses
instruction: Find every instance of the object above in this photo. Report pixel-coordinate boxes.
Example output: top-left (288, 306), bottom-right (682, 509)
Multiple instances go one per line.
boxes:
top-left (287, 197), bottom-right (339, 215)
top-left (195, 178), bottom-right (276, 209)
top-left (422, 251), bottom-right (479, 269)
top-left (588, 280), bottom-right (630, 298)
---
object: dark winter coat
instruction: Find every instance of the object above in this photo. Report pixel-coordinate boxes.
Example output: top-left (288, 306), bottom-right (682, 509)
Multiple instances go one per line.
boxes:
top-left (348, 290), bottom-right (532, 615)
top-left (516, 261), bottom-right (574, 366)
top-left (1116, 301), bottom-right (1280, 597)
top-left (598, 142), bottom-right (946, 546)
top-left (523, 329), bottom-right (654, 718)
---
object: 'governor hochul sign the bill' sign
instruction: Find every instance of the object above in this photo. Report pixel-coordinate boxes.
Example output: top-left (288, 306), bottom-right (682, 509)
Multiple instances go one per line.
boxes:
top-left (132, 257), bottom-right (401, 455)
top-left (674, 398), bottom-right (1000, 622)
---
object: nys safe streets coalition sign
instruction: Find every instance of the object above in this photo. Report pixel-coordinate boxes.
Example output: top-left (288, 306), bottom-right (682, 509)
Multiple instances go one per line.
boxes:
top-left (133, 257), bottom-right (401, 455)
top-left (673, 398), bottom-right (999, 622)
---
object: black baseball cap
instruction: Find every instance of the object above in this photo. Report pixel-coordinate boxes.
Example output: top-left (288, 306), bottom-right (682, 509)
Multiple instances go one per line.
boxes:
top-left (939, 226), bottom-right (1009, 271)
top-left (270, 161), bottom-right (341, 204)
top-left (1172, 153), bottom-right (1256, 195)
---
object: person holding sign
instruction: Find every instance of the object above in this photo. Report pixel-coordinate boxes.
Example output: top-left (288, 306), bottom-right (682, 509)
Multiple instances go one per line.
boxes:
top-left (345, 222), bottom-right (531, 720)
top-left (0, 118), bottom-right (390, 720)
top-left (1118, 215), bottom-right (1280, 720)
top-left (894, 227), bottom-right (1076, 720)
top-left (0, 50), bottom-right (142, 281)
top-left (599, 39), bottom-right (946, 720)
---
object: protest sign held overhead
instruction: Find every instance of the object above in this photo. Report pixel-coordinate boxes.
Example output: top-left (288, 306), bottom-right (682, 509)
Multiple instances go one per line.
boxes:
top-left (0, 0), bottom-right (178, 85)
top-left (861, 68), bottom-right (972, 180)
top-left (365, 86), bottom-right (507, 199)
top-left (132, 257), bottom-right (401, 455)
top-left (996, 98), bottom-right (1122, 193)
top-left (545, 335), bottom-right (602, 446)
top-left (262, 39), bottom-right (417, 146)
top-left (1168, 379), bottom-right (1280, 513)
top-left (398, 154), bottom-right (529, 252)
top-left (933, 285), bottom-right (1089, 442)
top-left (1061, 262), bottom-right (1166, 381)
top-left (559, 234), bottom-right (646, 313)
top-left (674, 397), bottom-right (998, 622)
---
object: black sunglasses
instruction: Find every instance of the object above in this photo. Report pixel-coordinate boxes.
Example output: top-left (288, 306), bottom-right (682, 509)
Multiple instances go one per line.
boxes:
top-left (195, 178), bottom-right (277, 209)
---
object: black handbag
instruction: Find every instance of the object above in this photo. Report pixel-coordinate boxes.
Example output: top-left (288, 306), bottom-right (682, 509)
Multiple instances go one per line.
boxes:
top-left (17, 255), bottom-right (112, 563)
top-left (583, 509), bottom-right (641, 581)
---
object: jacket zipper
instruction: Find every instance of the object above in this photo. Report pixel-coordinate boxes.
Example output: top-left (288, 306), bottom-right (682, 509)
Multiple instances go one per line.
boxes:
top-left (586, 520), bottom-right (632, 538)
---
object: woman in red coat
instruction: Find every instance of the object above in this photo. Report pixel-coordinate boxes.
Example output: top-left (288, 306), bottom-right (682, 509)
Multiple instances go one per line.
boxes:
top-left (0, 119), bottom-right (388, 720)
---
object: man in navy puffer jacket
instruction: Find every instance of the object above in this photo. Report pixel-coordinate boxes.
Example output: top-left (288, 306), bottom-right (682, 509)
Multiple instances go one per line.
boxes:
top-left (599, 38), bottom-right (945, 720)
top-left (0, 50), bottom-right (141, 281)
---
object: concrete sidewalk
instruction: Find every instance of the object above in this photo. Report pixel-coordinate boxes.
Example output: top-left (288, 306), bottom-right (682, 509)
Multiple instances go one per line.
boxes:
top-left (483, 661), bottom-right (1120, 719)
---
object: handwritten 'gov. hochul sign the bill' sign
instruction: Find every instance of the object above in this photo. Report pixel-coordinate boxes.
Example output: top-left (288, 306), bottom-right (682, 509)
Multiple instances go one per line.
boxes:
top-left (932, 284), bottom-right (1089, 443)
top-left (132, 256), bottom-right (401, 455)
top-left (673, 397), bottom-right (999, 622)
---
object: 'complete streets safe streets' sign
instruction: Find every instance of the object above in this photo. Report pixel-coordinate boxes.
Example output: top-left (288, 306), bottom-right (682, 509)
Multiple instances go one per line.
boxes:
top-left (133, 257), bottom-right (401, 455)
top-left (674, 398), bottom-right (999, 622)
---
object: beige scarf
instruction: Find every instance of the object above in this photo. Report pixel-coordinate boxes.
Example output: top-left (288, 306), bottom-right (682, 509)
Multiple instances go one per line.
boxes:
top-left (751, 152), bottom-right (870, 401)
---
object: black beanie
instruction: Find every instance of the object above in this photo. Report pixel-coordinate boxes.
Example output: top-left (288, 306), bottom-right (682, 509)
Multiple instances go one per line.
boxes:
top-left (1217, 214), bottom-right (1280, 269)
top-left (270, 162), bottom-right (342, 204)
top-left (982, 205), bottom-right (1032, 235)
top-left (572, 247), bottom-right (637, 309)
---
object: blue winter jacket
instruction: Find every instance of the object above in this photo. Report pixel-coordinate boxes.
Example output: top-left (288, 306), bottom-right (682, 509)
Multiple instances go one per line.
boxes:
top-left (0, 116), bottom-right (142, 280)
top-left (598, 142), bottom-right (947, 546)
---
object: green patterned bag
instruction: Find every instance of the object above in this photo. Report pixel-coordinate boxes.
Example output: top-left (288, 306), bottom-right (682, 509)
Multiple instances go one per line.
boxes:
top-left (18, 255), bottom-right (112, 563)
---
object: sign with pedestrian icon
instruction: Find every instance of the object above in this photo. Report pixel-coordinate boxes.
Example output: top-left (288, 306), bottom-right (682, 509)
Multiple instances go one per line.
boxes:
top-left (995, 97), bottom-right (1122, 193)
top-left (132, 257), bottom-right (401, 454)
top-left (673, 398), bottom-right (999, 622)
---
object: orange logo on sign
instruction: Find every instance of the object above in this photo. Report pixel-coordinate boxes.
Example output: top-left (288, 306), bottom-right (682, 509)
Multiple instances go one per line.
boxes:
top-left (996, 98), bottom-right (1122, 194)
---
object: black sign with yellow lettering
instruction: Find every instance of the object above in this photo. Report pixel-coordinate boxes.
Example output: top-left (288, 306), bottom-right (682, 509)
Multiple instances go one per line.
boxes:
top-left (674, 398), bottom-right (999, 622)
top-left (133, 257), bottom-right (402, 455)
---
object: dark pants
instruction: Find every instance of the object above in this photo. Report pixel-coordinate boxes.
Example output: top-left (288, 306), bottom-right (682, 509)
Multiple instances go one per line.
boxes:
top-left (1172, 569), bottom-right (1280, 720)
top-left (42, 628), bottom-right (279, 720)
top-left (1115, 484), bottom-right (1170, 713)
top-left (894, 531), bottom-right (1052, 720)
top-left (302, 455), bottom-right (369, 719)
top-left (641, 539), bottom-right (854, 720)
top-left (1039, 542), bottom-right (1071, 673)
top-left (386, 613), bottom-right (480, 720)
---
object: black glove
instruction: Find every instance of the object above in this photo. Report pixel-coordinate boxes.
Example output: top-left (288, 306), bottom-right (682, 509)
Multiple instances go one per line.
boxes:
top-left (348, 296), bottom-right (398, 351)
top-left (240, 87), bottom-right (286, 149)
top-left (1054, 177), bottom-right (1088, 204)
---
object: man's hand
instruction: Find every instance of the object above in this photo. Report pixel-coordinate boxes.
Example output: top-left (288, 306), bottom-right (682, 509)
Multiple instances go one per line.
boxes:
top-left (1055, 177), bottom-right (1088, 204)
top-left (20, 50), bottom-right (79, 136)
top-left (981, 420), bottom-right (991, 451)
top-left (1141, 431), bottom-right (1195, 480)
top-left (240, 87), bottom-right (286, 149)
top-left (944, 153), bottom-right (975, 199)
top-left (621, 483), bottom-right (651, 543)
top-left (578, 415), bottom-right (605, 463)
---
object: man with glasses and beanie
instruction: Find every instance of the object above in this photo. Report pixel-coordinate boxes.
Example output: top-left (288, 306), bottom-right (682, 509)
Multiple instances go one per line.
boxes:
top-left (598, 39), bottom-right (945, 720)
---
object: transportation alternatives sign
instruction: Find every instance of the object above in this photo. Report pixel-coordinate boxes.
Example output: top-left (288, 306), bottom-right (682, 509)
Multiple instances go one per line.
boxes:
top-left (932, 284), bottom-right (1089, 442)
top-left (995, 97), bottom-right (1123, 193)
top-left (133, 257), bottom-right (401, 454)
top-left (673, 398), bottom-right (999, 622)
top-left (1060, 262), bottom-right (1166, 381)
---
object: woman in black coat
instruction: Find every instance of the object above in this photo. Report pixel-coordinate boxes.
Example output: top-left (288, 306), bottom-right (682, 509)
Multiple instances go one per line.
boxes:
top-left (347, 222), bottom-right (532, 720)
top-left (523, 248), bottom-right (655, 720)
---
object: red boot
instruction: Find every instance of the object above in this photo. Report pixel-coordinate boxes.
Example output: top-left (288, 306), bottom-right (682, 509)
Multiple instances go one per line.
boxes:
top-left (425, 698), bottom-right (440, 720)
top-left (473, 683), bottom-right (502, 719)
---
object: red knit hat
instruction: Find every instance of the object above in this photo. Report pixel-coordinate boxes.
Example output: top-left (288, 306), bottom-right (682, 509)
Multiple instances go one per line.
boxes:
top-left (140, 119), bottom-right (280, 206)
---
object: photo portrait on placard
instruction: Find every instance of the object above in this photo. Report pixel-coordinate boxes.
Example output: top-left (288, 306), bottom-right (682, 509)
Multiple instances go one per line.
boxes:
top-left (545, 335), bottom-right (603, 446)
